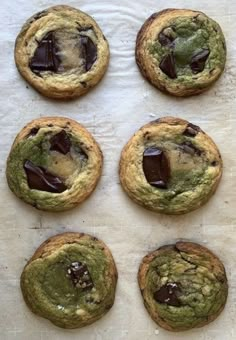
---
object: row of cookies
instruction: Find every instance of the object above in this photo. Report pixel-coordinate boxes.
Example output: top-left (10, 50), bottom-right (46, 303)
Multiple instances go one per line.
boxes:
top-left (15, 6), bottom-right (226, 99)
top-left (6, 116), bottom-right (222, 215)
top-left (21, 233), bottom-right (228, 332)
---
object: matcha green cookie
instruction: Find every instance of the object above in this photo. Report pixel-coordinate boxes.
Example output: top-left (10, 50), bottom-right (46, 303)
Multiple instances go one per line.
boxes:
top-left (136, 9), bottom-right (226, 96)
top-left (21, 232), bottom-right (118, 329)
top-left (119, 117), bottom-right (222, 215)
top-left (138, 242), bottom-right (228, 332)
top-left (6, 117), bottom-right (103, 212)
top-left (15, 5), bottom-right (109, 99)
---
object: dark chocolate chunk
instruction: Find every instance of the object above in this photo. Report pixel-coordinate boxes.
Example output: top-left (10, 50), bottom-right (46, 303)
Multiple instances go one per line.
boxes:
top-left (158, 29), bottom-right (175, 47)
top-left (154, 282), bottom-right (181, 307)
top-left (27, 128), bottom-right (39, 138)
top-left (159, 53), bottom-right (177, 79)
top-left (50, 130), bottom-right (71, 155)
top-left (143, 148), bottom-right (170, 189)
top-left (24, 160), bottom-right (67, 193)
top-left (80, 36), bottom-right (97, 71)
top-left (183, 123), bottom-right (201, 137)
top-left (68, 262), bottom-right (94, 290)
top-left (30, 32), bottom-right (61, 73)
top-left (190, 49), bottom-right (210, 74)
top-left (180, 141), bottom-right (202, 156)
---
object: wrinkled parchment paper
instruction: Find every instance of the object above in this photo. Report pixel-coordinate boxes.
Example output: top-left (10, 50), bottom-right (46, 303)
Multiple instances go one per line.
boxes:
top-left (0, 0), bottom-right (236, 339)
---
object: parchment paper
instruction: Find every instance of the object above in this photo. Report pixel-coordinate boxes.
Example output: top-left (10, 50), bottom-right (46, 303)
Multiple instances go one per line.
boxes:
top-left (0, 0), bottom-right (235, 339)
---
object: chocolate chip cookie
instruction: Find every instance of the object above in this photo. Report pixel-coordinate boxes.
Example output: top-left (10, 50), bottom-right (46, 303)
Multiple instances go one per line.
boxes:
top-left (6, 117), bottom-right (103, 212)
top-left (138, 242), bottom-right (228, 331)
top-left (136, 9), bottom-right (226, 96)
top-left (21, 232), bottom-right (118, 329)
top-left (15, 5), bottom-right (109, 99)
top-left (119, 117), bottom-right (222, 215)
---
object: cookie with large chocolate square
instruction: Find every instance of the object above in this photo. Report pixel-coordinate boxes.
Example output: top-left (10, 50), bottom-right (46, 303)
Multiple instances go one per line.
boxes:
top-left (21, 232), bottom-right (118, 329)
top-left (138, 242), bottom-right (228, 331)
top-left (6, 117), bottom-right (103, 212)
top-left (136, 9), bottom-right (226, 96)
top-left (119, 117), bottom-right (222, 215)
top-left (15, 5), bottom-right (109, 99)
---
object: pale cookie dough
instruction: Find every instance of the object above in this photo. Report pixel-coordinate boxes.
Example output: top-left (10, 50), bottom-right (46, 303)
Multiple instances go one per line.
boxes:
top-left (136, 9), bottom-right (226, 96)
top-left (21, 232), bottom-right (118, 329)
top-left (15, 5), bottom-right (110, 99)
top-left (6, 117), bottom-right (103, 212)
top-left (119, 117), bottom-right (222, 215)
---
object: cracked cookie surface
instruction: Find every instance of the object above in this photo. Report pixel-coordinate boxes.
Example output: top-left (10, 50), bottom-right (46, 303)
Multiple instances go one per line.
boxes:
top-left (138, 242), bottom-right (228, 331)
top-left (136, 9), bottom-right (226, 96)
top-left (15, 5), bottom-right (109, 99)
top-left (119, 117), bottom-right (222, 215)
top-left (6, 117), bottom-right (103, 212)
top-left (21, 232), bottom-right (118, 329)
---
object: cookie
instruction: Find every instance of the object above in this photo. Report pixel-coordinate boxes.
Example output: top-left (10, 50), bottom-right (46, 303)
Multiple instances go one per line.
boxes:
top-left (15, 5), bottom-right (109, 99)
top-left (119, 117), bottom-right (222, 215)
top-left (136, 9), bottom-right (226, 96)
top-left (138, 242), bottom-right (228, 332)
top-left (6, 117), bottom-right (103, 212)
top-left (21, 232), bottom-right (118, 329)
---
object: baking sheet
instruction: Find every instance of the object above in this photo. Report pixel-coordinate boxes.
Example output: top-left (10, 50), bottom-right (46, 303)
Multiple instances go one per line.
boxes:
top-left (0, 0), bottom-right (236, 339)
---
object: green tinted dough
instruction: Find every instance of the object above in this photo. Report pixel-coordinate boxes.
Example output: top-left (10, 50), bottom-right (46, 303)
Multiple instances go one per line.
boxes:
top-left (21, 240), bottom-right (116, 328)
top-left (149, 15), bottom-right (226, 79)
top-left (119, 118), bottom-right (222, 215)
top-left (145, 247), bottom-right (227, 330)
top-left (7, 127), bottom-right (87, 207)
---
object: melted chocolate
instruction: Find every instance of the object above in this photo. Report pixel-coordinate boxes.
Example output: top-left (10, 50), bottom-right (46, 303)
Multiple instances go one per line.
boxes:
top-left (30, 32), bottom-right (61, 73)
top-left (143, 148), bottom-right (170, 189)
top-left (68, 262), bottom-right (94, 290)
top-left (190, 49), bottom-right (210, 74)
top-left (180, 141), bottom-right (202, 156)
top-left (159, 53), bottom-right (177, 79)
top-left (24, 160), bottom-right (67, 193)
top-left (183, 123), bottom-right (201, 137)
top-left (50, 130), bottom-right (71, 155)
top-left (154, 282), bottom-right (181, 307)
top-left (80, 36), bottom-right (97, 71)
top-left (158, 29), bottom-right (175, 47)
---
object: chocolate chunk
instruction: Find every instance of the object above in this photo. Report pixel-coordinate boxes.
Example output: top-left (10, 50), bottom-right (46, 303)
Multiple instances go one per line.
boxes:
top-left (68, 262), bottom-right (94, 290)
top-left (80, 36), bottom-right (97, 71)
top-left (159, 53), bottom-right (177, 79)
top-left (183, 123), bottom-right (201, 137)
top-left (158, 29), bottom-right (175, 47)
top-left (190, 49), bottom-right (210, 74)
top-left (30, 32), bottom-right (61, 73)
top-left (27, 128), bottom-right (39, 138)
top-left (154, 282), bottom-right (181, 307)
top-left (143, 148), bottom-right (170, 189)
top-left (50, 130), bottom-right (71, 155)
top-left (180, 142), bottom-right (202, 156)
top-left (24, 160), bottom-right (67, 193)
